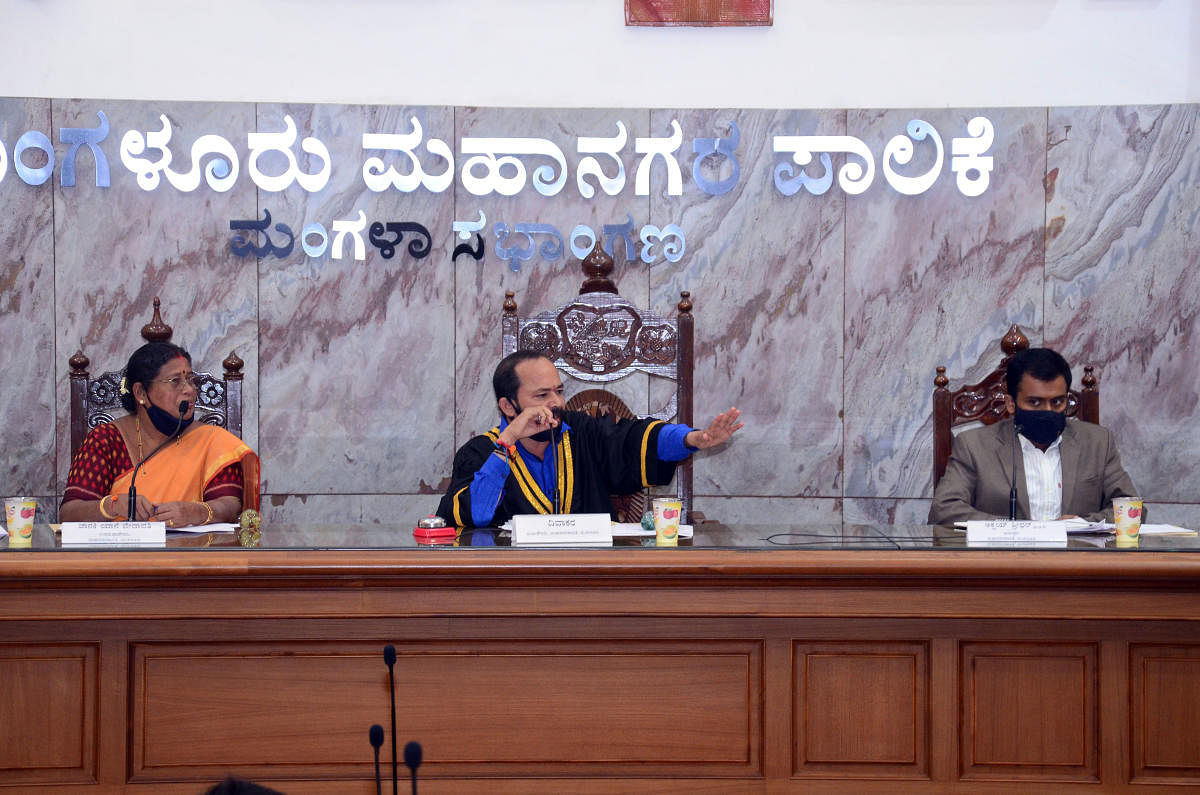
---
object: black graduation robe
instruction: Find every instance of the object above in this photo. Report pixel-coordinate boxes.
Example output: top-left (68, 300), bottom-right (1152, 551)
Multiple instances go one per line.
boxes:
top-left (437, 410), bottom-right (683, 527)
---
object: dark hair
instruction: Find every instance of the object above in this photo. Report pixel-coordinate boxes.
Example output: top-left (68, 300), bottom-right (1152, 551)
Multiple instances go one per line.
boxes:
top-left (204, 777), bottom-right (283, 795)
top-left (119, 342), bottom-right (192, 413)
top-left (1005, 347), bottom-right (1072, 398)
top-left (492, 350), bottom-right (550, 407)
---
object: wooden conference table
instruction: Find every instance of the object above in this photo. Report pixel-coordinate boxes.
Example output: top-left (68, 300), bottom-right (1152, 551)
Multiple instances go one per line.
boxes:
top-left (2, 523), bottom-right (1199, 793)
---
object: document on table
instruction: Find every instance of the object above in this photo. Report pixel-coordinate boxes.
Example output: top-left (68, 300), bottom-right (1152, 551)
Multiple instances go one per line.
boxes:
top-left (168, 522), bottom-right (239, 535)
top-left (1139, 524), bottom-right (1198, 536)
top-left (611, 522), bottom-right (693, 539)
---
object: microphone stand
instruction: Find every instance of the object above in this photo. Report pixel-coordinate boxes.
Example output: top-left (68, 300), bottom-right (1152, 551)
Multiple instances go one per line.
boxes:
top-left (403, 741), bottom-right (422, 795)
top-left (550, 408), bottom-right (563, 514)
top-left (126, 400), bottom-right (189, 522)
top-left (1009, 420), bottom-right (1021, 521)
top-left (368, 724), bottom-right (384, 795)
top-left (384, 645), bottom-right (397, 795)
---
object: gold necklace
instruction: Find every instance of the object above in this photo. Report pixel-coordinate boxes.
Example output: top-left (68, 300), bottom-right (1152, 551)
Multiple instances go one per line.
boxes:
top-left (135, 415), bottom-right (144, 461)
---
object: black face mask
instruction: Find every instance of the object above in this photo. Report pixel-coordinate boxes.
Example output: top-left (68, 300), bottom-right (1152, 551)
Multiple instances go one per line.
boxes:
top-left (1014, 408), bottom-right (1066, 447)
top-left (146, 399), bottom-right (193, 437)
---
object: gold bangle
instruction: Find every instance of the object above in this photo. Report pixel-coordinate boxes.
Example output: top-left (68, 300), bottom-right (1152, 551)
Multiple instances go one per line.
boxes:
top-left (98, 495), bottom-right (117, 519)
top-left (196, 501), bottom-right (214, 525)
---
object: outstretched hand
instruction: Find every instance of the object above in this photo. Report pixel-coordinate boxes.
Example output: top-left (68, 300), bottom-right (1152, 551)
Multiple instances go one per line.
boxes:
top-left (686, 407), bottom-right (743, 450)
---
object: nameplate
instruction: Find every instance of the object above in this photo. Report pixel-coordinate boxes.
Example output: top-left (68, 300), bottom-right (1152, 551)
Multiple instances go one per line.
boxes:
top-left (965, 520), bottom-right (1067, 548)
top-left (511, 514), bottom-right (612, 546)
top-left (61, 521), bottom-right (166, 546)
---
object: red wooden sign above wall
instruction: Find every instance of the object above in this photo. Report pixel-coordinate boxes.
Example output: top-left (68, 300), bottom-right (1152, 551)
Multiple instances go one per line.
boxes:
top-left (626, 0), bottom-right (773, 27)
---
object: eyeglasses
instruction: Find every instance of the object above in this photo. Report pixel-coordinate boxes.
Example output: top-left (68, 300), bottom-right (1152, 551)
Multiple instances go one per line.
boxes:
top-left (153, 372), bottom-right (203, 390)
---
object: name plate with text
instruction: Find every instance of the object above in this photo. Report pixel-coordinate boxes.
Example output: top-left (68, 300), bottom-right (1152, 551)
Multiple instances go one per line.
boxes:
top-left (61, 521), bottom-right (166, 546)
top-left (965, 520), bottom-right (1067, 548)
top-left (511, 514), bottom-right (613, 546)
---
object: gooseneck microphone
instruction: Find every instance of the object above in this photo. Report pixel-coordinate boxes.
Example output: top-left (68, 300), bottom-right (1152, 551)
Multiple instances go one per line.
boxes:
top-left (403, 741), bottom-right (422, 795)
top-left (369, 724), bottom-right (385, 795)
top-left (1009, 419), bottom-right (1022, 521)
top-left (126, 400), bottom-right (189, 522)
top-left (550, 407), bottom-right (564, 514)
top-left (384, 645), bottom-right (398, 795)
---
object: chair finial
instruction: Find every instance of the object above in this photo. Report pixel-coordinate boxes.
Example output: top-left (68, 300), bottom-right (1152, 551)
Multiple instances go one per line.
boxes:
top-left (223, 350), bottom-right (245, 380)
top-left (934, 365), bottom-right (948, 390)
top-left (503, 290), bottom-right (518, 316)
top-left (141, 297), bottom-right (173, 343)
top-left (1000, 324), bottom-right (1029, 358)
top-left (579, 242), bottom-right (617, 295)
top-left (69, 349), bottom-right (90, 377)
top-left (1081, 365), bottom-right (1097, 392)
top-left (677, 290), bottom-right (693, 315)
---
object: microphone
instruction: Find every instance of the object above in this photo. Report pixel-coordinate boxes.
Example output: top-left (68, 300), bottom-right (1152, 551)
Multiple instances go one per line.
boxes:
top-left (384, 645), bottom-right (398, 795)
top-left (369, 724), bottom-right (384, 795)
top-left (550, 407), bottom-right (564, 513)
top-left (403, 741), bottom-right (422, 795)
top-left (1009, 419), bottom-right (1022, 521)
top-left (126, 400), bottom-right (189, 522)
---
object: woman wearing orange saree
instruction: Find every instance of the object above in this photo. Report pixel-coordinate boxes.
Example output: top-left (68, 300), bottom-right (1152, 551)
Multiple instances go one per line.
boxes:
top-left (61, 342), bottom-right (260, 527)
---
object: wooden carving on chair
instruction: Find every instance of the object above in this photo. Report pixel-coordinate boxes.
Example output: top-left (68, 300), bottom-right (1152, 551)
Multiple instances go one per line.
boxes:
top-left (68, 297), bottom-right (245, 456)
top-left (503, 243), bottom-right (696, 522)
top-left (931, 324), bottom-right (1099, 486)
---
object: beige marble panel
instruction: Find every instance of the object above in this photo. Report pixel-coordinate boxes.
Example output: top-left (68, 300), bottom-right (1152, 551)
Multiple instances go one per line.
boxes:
top-left (0, 98), bottom-right (55, 500)
top-left (1045, 104), bottom-right (1200, 503)
top-left (843, 107), bottom-right (1047, 500)
top-left (263, 492), bottom-right (439, 528)
top-left (652, 108), bottom-right (847, 502)
top-left (843, 497), bottom-right (934, 526)
top-left (256, 104), bottom-right (454, 501)
top-left (51, 99), bottom-right (259, 492)
top-left (692, 496), bottom-right (842, 528)
top-left (450, 107), bottom-right (652, 455)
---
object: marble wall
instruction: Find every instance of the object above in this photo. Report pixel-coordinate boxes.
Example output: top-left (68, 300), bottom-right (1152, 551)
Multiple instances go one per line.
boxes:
top-left (1, 99), bottom-right (1196, 527)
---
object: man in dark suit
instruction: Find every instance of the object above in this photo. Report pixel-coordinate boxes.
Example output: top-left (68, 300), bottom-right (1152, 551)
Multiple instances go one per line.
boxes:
top-left (929, 347), bottom-right (1139, 525)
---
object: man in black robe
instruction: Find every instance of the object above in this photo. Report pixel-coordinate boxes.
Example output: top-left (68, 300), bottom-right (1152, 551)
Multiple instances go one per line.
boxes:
top-left (437, 350), bottom-right (742, 527)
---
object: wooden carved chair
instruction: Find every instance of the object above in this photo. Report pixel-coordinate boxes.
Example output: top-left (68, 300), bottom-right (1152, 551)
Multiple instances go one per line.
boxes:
top-left (932, 324), bottom-right (1099, 487)
top-left (502, 244), bottom-right (696, 524)
top-left (68, 297), bottom-right (245, 457)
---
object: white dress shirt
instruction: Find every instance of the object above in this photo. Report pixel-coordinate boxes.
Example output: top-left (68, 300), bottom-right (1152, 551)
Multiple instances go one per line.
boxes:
top-left (1019, 433), bottom-right (1063, 520)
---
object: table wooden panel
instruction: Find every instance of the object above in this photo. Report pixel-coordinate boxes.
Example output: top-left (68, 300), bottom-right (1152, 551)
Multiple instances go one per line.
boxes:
top-left (2, 533), bottom-right (1199, 792)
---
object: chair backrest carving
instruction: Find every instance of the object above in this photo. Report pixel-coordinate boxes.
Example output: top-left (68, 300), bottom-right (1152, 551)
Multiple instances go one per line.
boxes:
top-left (932, 324), bottom-right (1099, 486)
top-left (68, 297), bottom-right (244, 457)
top-left (502, 244), bottom-right (695, 522)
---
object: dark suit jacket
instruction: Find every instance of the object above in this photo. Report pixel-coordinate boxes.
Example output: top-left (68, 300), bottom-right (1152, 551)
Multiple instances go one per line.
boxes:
top-left (928, 418), bottom-right (1138, 526)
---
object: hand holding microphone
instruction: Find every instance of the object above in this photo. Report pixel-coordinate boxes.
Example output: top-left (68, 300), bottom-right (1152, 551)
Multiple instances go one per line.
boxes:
top-left (499, 403), bottom-right (561, 445)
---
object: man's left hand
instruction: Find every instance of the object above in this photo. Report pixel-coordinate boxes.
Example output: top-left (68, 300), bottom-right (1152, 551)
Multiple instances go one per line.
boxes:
top-left (686, 407), bottom-right (743, 450)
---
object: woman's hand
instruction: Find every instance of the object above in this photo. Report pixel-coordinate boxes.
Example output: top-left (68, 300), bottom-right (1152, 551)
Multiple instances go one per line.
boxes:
top-left (150, 500), bottom-right (208, 528)
top-left (150, 496), bottom-right (241, 527)
top-left (111, 494), bottom-right (155, 521)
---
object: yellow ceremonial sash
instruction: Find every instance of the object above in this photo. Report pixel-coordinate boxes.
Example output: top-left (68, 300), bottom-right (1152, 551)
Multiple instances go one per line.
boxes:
top-left (110, 425), bottom-right (260, 510)
top-left (485, 427), bottom-right (575, 515)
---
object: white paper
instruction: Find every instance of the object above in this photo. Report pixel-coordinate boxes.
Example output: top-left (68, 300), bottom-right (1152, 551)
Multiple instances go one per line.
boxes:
top-left (1139, 523), bottom-right (1197, 536)
top-left (167, 522), bottom-right (239, 535)
top-left (1061, 517), bottom-right (1114, 534)
top-left (611, 522), bottom-right (694, 539)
